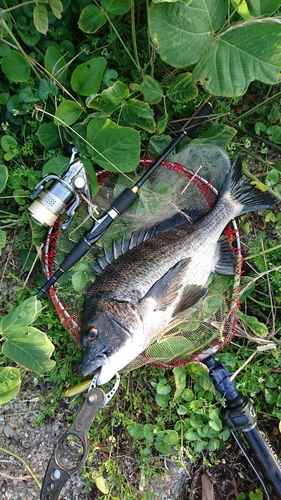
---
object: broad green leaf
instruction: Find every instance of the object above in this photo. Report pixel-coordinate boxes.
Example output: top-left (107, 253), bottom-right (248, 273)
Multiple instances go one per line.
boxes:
top-left (266, 125), bottom-right (281, 144)
top-left (156, 379), bottom-right (171, 395)
top-left (33, 5), bottom-right (48, 35)
top-left (122, 99), bottom-right (156, 132)
top-left (55, 100), bottom-right (83, 125)
top-left (128, 423), bottom-right (144, 440)
top-left (86, 117), bottom-right (140, 173)
top-left (42, 157), bottom-right (69, 177)
top-left (0, 367), bottom-right (21, 404)
top-left (72, 271), bottom-right (88, 291)
top-left (78, 5), bottom-right (107, 34)
top-left (19, 84), bottom-right (40, 103)
top-left (132, 75), bottom-right (163, 104)
top-left (2, 327), bottom-right (55, 373)
top-left (38, 79), bottom-right (58, 100)
top-left (154, 439), bottom-right (172, 455)
top-left (49, 0), bottom-right (63, 19)
top-left (231, 0), bottom-right (250, 20)
top-left (86, 94), bottom-right (119, 114)
top-left (194, 21), bottom-right (281, 97)
top-left (101, 80), bottom-right (129, 105)
top-left (237, 310), bottom-right (268, 337)
top-left (209, 416), bottom-right (222, 432)
top-left (92, 471), bottom-right (110, 495)
top-left (0, 229), bottom-right (6, 256)
top-left (167, 73), bottom-right (198, 102)
top-left (0, 164), bottom-right (8, 192)
top-left (191, 123), bottom-right (237, 149)
top-left (156, 113), bottom-right (169, 134)
top-left (71, 57), bottom-right (107, 96)
top-left (18, 27), bottom-right (41, 47)
top-left (143, 423), bottom-right (155, 442)
top-left (1, 50), bottom-right (30, 82)
top-left (0, 92), bottom-right (9, 105)
top-left (37, 122), bottom-right (60, 149)
top-left (44, 46), bottom-right (67, 83)
top-left (247, 0), bottom-right (281, 16)
top-left (148, 0), bottom-right (227, 67)
top-left (173, 366), bottom-right (186, 400)
top-left (1, 135), bottom-right (17, 153)
top-left (0, 296), bottom-right (42, 336)
top-left (31, 221), bottom-right (48, 247)
top-left (101, 0), bottom-right (131, 16)
top-left (82, 157), bottom-right (99, 196)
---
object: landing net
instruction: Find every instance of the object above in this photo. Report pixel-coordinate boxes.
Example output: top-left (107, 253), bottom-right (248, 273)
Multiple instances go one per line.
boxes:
top-left (43, 145), bottom-right (243, 370)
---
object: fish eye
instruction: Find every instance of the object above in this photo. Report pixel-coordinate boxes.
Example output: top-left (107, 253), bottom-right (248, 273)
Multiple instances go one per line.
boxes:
top-left (87, 327), bottom-right (98, 341)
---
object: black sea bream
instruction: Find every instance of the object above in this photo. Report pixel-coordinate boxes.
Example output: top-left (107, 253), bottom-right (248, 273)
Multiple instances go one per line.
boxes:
top-left (81, 157), bottom-right (277, 384)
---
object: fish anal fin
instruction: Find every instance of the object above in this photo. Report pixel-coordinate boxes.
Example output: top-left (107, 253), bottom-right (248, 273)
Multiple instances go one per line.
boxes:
top-left (172, 285), bottom-right (208, 318)
top-left (141, 258), bottom-right (191, 311)
top-left (215, 234), bottom-right (236, 275)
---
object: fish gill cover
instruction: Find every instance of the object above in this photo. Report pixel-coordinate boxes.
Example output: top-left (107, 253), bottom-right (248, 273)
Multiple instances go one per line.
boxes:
top-left (43, 144), bottom-right (242, 371)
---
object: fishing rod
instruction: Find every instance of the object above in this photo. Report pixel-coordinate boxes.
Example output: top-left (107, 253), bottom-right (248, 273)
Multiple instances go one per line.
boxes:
top-left (34, 101), bottom-right (212, 299)
top-left (204, 356), bottom-right (281, 500)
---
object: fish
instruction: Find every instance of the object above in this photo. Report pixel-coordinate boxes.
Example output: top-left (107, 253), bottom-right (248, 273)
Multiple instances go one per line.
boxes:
top-left (81, 157), bottom-right (278, 385)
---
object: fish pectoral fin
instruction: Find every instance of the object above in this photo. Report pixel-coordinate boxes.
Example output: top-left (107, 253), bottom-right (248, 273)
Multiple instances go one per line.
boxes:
top-left (214, 234), bottom-right (237, 275)
top-left (172, 285), bottom-right (208, 317)
top-left (141, 258), bottom-right (191, 311)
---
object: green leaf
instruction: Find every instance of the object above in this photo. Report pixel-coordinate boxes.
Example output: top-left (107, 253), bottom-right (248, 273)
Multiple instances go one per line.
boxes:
top-left (231, 0), bottom-right (250, 21)
top-left (266, 125), bottom-right (281, 144)
top-left (2, 327), bottom-right (55, 373)
top-left (49, 0), bottom-right (63, 19)
top-left (42, 157), bottom-right (69, 177)
top-left (101, 80), bottom-right (129, 105)
top-left (55, 100), bottom-right (83, 126)
top-left (0, 296), bottom-right (42, 335)
top-left (128, 422), bottom-right (144, 440)
top-left (92, 471), bottom-right (110, 495)
top-left (86, 117), bottom-right (140, 173)
top-left (44, 46), bottom-right (67, 83)
top-left (33, 4), bottom-right (48, 35)
top-left (167, 73), bottom-right (198, 102)
top-left (122, 99), bottom-right (156, 132)
top-left (156, 113), bottom-right (169, 134)
top-left (72, 271), bottom-right (88, 291)
top-left (191, 124), bottom-right (237, 149)
top-left (71, 57), bottom-right (107, 96)
top-left (78, 5), bottom-right (107, 34)
top-left (38, 79), bottom-right (58, 100)
top-left (237, 310), bottom-right (268, 337)
top-left (37, 122), bottom-right (60, 149)
top-left (156, 379), bottom-right (171, 396)
top-left (194, 21), bottom-right (281, 97)
top-left (209, 416), bottom-right (222, 432)
top-left (173, 366), bottom-right (186, 400)
top-left (82, 157), bottom-right (99, 196)
top-left (133, 75), bottom-right (163, 104)
top-left (1, 50), bottom-right (30, 82)
top-left (148, 0), bottom-right (227, 67)
top-left (143, 423), bottom-right (155, 442)
top-left (0, 367), bottom-right (21, 404)
top-left (0, 229), bottom-right (6, 256)
top-left (0, 164), bottom-right (8, 192)
top-left (101, 0), bottom-right (132, 16)
top-left (266, 168), bottom-right (279, 187)
top-left (247, 0), bottom-right (281, 16)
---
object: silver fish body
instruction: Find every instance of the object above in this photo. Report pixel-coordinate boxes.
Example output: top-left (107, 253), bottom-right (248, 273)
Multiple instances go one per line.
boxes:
top-left (81, 157), bottom-right (277, 384)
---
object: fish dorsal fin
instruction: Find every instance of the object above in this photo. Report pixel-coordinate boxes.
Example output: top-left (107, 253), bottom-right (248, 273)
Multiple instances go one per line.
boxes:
top-left (141, 258), bottom-right (192, 311)
top-left (214, 235), bottom-right (236, 275)
top-left (94, 210), bottom-right (200, 274)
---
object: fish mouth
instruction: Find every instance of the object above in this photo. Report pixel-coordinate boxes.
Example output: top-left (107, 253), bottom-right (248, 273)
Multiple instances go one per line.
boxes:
top-left (81, 353), bottom-right (107, 377)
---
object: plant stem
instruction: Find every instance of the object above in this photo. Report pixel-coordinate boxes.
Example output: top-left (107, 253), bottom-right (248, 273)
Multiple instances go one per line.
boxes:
top-left (131, 0), bottom-right (142, 73)
top-left (242, 167), bottom-right (281, 202)
top-left (0, 0), bottom-right (47, 14)
top-left (225, 119), bottom-right (281, 154)
top-left (245, 244), bottom-right (281, 261)
top-left (231, 91), bottom-right (281, 124)
top-left (0, 446), bottom-right (41, 489)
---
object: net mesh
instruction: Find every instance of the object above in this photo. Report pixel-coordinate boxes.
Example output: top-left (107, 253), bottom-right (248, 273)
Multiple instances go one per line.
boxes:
top-left (43, 145), bottom-right (243, 370)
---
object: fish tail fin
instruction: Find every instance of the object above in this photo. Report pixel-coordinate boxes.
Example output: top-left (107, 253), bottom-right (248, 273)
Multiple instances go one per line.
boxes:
top-left (221, 156), bottom-right (278, 215)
